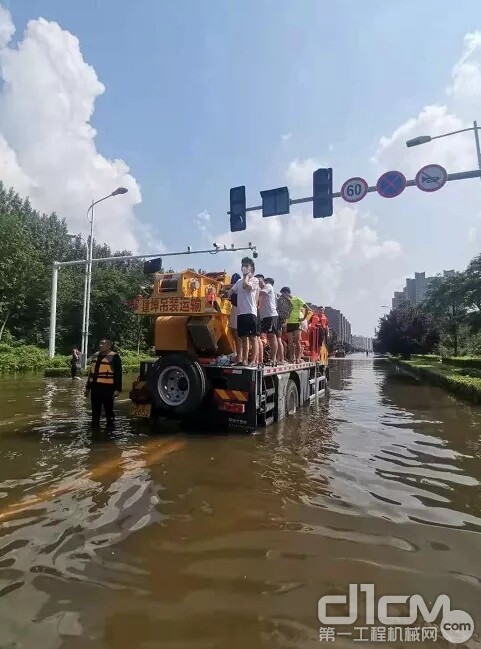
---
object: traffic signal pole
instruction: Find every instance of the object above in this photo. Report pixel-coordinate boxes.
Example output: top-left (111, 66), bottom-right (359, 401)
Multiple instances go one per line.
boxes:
top-left (48, 243), bottom-right (257, 359)
top-left (241, 168), bottom-right (481, 214)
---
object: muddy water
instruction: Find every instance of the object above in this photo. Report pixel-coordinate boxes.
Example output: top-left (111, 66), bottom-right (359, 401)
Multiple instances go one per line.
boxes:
top-left (0, 356), bottom-right (481, 648)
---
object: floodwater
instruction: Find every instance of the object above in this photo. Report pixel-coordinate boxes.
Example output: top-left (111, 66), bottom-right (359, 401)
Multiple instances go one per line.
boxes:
top-left (0, 355), bottom-right (481, 648)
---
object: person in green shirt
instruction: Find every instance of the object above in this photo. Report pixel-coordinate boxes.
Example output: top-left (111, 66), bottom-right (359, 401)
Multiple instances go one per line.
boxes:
top-left (280, 287), bottom-right (310, 362)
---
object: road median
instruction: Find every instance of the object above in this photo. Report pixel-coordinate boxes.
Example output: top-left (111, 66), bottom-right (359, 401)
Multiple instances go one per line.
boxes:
top-left (389, 356), bottom-right (481, 405)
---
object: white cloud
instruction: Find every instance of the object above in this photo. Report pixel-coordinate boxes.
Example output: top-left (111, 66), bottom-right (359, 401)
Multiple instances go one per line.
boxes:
top-left (195, 210), bottom-right (211, 233)
top-left (0, 133), bottom-right (33, 194)
top-left (373, 32), bottom-right (481, 177)
top-left (286, 157), bottom-right (325, 190)
top-left (447, 32), bottom-right (481, 113)
top-left (0, 3), bottom-right (14, 49)
top-left (372, 105), bottom-right (474, 177)
top-left (207, 204), bottom-right (402, 335)
top-left (281, 132), bottom-right (292, 142)
top-left (205, 32), bottom-right (481, 334)
top-left (0, 4), bottom-right (155, 253)
top-left (467, 210), bottom-right (481, 245)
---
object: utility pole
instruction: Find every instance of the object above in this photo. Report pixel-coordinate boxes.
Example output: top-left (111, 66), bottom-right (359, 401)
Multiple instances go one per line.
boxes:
top-left (81, 188), bottom-right (129, 369)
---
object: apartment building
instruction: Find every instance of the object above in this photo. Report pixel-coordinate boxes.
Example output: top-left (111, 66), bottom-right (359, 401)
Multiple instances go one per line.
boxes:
top-left (391, 270), bottom-right (455, 309)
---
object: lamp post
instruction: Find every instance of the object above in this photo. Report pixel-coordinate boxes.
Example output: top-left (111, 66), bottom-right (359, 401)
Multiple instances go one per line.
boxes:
top-left (406, 121), bottom-right (481, 178)
top-left (68, 234), bottom-right (89, 355)
top-left (68, 234), bottom-right (88, 356)
top-left (81, 187), bottom-right (128, 368)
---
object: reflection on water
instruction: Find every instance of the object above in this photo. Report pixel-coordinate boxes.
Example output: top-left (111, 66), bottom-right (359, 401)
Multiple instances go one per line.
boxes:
top-left (0, 358), bottom-right (481, 647)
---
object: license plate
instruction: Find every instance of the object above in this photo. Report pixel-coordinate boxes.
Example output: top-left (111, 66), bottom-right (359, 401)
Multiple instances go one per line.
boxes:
top-left (130, 403), bottom-right (152, 418)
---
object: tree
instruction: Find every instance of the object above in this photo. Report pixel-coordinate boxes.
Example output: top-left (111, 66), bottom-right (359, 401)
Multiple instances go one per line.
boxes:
top-left (0, 210), bottom-right (42, 341)
top-left (0, 181), bottom-right (151, 353)
top-left (375, 304), bottom-right (439, 359)
top-left (464, 253), bottom-right (481, 334)
top-left (423, 272), bottom-right (467, 356)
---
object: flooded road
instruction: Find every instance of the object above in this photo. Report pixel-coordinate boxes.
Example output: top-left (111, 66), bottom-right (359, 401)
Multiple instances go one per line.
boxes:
top-left (1, 356), bottom-right (481, 648)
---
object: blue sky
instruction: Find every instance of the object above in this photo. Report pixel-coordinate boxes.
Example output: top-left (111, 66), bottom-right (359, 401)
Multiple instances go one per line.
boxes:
top-left (3, 1), bottom-right (481, 334)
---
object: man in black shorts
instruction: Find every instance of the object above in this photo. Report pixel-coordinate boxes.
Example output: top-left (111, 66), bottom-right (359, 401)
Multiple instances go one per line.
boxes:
top-left (280, 286), bottom-right (310, 362)
top-left (230, 257), bottom-right (260, 365)
top-left (256, 275), bottom-right (279, 364)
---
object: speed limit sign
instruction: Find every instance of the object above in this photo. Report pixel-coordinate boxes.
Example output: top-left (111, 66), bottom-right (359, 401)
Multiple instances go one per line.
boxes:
top-left (341, 177), bottom-right (369, 203)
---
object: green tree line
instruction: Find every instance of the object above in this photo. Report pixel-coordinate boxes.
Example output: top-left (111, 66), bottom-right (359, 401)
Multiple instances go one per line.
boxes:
top-left (0, 181), bottom-right (154, 354)
top-left (375, 253), bottom-right (481, 358)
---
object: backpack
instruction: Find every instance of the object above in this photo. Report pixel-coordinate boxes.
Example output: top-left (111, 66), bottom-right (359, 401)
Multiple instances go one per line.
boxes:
top-left (277, 293), bottom-right (293, 321)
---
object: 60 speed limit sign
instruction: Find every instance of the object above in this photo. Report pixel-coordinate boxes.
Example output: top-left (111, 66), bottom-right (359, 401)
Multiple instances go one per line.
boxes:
top-left (341, 177), bottom-right (368, 203)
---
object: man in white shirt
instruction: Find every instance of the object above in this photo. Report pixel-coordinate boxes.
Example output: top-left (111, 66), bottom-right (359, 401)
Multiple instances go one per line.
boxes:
top-left (230, 257), bottom-right (260, 365)
top-left (256, 275), bottom-right (279, 364)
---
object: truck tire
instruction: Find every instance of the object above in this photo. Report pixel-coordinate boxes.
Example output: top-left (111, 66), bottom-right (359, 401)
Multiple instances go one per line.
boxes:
top-left (149, 354), bottom-right (206, 415)
top-left (285, 379), bottom-right (299, 416)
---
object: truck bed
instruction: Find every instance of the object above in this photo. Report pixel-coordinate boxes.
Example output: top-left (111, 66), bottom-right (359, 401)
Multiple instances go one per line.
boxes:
top-left (130, 359), bottom-right (327, 432)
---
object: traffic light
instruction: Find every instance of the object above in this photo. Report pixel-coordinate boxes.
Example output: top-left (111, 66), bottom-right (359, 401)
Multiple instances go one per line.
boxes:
top-left (313, 168), bottom-right (333, 218)
top-left (143, 257), bottom-right (162, 274)
top-left (229, 186), bottom-right (246, 232)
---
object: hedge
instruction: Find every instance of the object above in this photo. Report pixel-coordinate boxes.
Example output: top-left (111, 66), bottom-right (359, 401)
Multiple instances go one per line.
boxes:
top-left (392, 358), bottom-right (481, 405)
top-left (413, 354), bottom-right (441, 363)
top-left (441, 356), bottom-right (481, 370)
top-left (44, 364), bottom-right (142, 378)
top-left (0, 343), bottom-right (68, 374)
top-left (454, 367), bottom-right (481, 379)
top-left (0, 343), bottom-right (155, 375)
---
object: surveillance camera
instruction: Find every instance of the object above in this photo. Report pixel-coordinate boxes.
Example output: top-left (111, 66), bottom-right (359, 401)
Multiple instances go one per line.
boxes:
top-left (253, 251), bottom-right (258, 259)
top-left (187, 246), bottom-right (191, 252)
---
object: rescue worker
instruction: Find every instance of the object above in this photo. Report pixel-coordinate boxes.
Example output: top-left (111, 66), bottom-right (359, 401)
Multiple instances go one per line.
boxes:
top-left (319, 307), bottom-right (329, 332)
top-left (85, 338), bottom-right (122, 428)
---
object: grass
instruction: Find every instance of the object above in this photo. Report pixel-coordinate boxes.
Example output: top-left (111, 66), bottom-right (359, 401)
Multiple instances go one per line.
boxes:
top-left (390, 355), bottom-right (481, 405)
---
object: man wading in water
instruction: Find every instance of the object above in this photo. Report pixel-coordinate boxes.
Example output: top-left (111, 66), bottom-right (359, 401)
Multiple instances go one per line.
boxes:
top-left (70, 346), bottom-right (81, 380)
top-left (85, 338), bottom-right (122, 428)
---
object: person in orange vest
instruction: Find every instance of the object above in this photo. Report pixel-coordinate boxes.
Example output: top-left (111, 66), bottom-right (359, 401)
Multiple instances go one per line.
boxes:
top-left (319, 307), bottom-right (328, 331)
top-left (85, 338), bottom-right (122, 428)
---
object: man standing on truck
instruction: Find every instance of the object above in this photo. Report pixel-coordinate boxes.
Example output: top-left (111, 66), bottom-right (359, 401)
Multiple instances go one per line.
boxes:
top-left (230, 257), bottom-right (260, 366)
top-left (85, 338), bottom-right (122, 428)
top-left (255, 275), bottom-right (279, 365)
top-left (280, 287), bottom-right (310, 363)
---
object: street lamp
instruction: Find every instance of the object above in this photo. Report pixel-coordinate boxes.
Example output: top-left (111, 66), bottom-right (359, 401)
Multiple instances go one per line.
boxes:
top-left (81, 187), bottom-right (129, 368)
top-left (406, 121), bottom-right (481, 174)
top-left (68, 234), bottom-right (88, 354)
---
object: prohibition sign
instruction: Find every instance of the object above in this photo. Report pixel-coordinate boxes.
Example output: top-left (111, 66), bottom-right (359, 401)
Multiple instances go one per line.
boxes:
top-left (415, 164), bottom-right (448, 192)
top-left (376, 170), bottom-right (407, 198)
top-left (341, 177), bottom-right (368, 203)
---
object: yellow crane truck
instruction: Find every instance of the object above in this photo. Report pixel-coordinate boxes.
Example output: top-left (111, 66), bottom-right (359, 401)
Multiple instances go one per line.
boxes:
top-left (129, 269), bottom-right (328, 432)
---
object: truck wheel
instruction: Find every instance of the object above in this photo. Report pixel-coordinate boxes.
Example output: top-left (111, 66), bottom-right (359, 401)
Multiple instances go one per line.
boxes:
top-left (149, 354), bottom-right (206, 415)
top-left (285, 380), bottom-right (299, 416)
